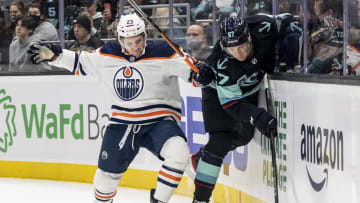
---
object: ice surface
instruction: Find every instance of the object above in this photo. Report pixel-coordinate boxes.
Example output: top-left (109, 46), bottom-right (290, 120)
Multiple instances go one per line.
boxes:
top-left (0, 178), bottom-right (192, 203)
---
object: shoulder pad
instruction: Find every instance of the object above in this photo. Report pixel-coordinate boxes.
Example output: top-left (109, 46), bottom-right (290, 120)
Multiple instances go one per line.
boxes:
top-left (246, 14), bottom-right (277, 34)
top-left (141, 41), bottom-right (178, 59)
top-left (245, 14), bottom-right (275, 25)
top-left (99, 41), bottom-right (126, 58)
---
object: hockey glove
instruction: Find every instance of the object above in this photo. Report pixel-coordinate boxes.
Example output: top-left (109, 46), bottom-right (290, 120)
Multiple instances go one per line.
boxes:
top-left (251, 108), bottom-right (277, 138)
top-left (190, 62), bottom-right (215, 87)
top-left (28, 43), bottom-right (62, 64)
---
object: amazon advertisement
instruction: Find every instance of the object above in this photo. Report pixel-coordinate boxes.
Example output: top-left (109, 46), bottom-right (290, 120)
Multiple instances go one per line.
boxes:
top-left (268, 79), bottom-right (360, 203)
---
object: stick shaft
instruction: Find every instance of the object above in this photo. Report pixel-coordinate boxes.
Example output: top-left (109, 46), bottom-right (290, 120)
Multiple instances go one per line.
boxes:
top-left (126, 0), bottom-right (199, 73)
top-left (265, 84), bottom-right (279, 203)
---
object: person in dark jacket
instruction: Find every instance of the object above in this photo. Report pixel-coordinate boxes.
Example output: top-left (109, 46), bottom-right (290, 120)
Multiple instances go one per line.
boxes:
top-left (67, 15), bottom-right (104, 51)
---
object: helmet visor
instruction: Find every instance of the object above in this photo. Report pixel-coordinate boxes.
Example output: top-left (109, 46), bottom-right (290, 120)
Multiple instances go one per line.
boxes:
top-left (221, 32), bottom-right (249, 47)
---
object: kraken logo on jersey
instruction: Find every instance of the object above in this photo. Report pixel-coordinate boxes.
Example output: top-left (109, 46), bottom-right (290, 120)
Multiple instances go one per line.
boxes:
top-left (113, 66), bottom-right (144, 101)
top-left (238, 72), bottom-right (259, 87)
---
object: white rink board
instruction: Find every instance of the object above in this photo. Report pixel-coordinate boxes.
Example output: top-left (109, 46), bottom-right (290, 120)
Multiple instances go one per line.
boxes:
top-left (0, 75), bottom-right (359, 203)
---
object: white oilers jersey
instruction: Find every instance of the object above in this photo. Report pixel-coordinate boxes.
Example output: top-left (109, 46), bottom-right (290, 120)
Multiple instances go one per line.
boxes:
top-left (50, 41), bottom-right (192, 125)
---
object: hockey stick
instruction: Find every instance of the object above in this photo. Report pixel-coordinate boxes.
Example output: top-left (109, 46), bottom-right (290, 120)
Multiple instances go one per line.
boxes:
top-left (264, 74), bottom-right (279, 203)
top-left (126, 0), bottom-right (199, 73)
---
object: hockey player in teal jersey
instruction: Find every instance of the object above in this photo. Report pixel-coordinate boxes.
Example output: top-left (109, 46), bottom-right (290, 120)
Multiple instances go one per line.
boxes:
top-left (188, 15), bottom-right (279, 203)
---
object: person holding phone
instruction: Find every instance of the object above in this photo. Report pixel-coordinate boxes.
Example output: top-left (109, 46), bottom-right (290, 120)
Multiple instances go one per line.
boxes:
top-left (78, 0), bottom-right (103, 32)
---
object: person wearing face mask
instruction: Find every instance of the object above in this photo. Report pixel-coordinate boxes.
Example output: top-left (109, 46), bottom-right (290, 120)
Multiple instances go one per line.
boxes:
top-left (4, 0), bottom-right (25, 39)
top-left (185, 24), bottom-right (212, 61)
top-left (27, 3), bottom-right (59, 42)
top-left (0, 0), bottom-right (25, 70)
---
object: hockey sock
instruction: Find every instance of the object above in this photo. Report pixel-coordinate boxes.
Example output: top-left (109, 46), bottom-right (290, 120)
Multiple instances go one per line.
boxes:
top-left (93, 169), bottom-right (122, 203)
top-left (194, 150), bottom-right (223, 201)
top-left (154, 164), bottom-right (184, 202)
top-left (94, 189), bottom-right (116, 203)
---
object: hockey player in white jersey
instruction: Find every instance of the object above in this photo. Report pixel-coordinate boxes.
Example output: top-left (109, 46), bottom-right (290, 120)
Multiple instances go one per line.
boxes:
top-left (28, 10), bottom-right (213, 203)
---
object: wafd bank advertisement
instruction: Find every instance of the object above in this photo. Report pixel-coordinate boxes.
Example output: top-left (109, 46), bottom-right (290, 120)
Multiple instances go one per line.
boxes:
top-left (0, 76), bottom-right (249, 179)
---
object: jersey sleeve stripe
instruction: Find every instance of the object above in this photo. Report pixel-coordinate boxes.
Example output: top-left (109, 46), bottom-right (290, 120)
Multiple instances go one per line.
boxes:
top-left (110, 116), bottom-right (171, 124)
top-left (72, 52), bottom-right (79, 74)
top-left (111, 104), bottom-right (181, 113)
top-left (79, 63), bottom-right (87, 75)
top-left (112, 110), bottom-right (181, 121)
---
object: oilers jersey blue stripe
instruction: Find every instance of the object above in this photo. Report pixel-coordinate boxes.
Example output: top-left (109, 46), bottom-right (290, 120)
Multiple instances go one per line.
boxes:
top-left (162, 165), bottom-right (183, 175)
top-left (79, 63), bottom-right (86, 75)
top-left (158, 177), bottom-right (178, 188)
top-left (95, 196), bottom-right (112, 202)
top-left (72, 52), bottom-right (79, 74)
top-left (111, 104), bottom-right (181, 113)
top-left (110, 116), bottom-right (171, 124)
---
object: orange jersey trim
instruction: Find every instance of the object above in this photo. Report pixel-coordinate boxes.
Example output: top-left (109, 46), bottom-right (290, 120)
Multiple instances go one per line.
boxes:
top-left (75, 68), bottom-right (80, 76)
top-left (349, 45), bottom-right (360, 54)
top-left (138, 52), bottom-right (177, 61)
top-left (99, 49), bottom-right (126, 59)
top-left (112, 110), bottom-right (181, 121)
top-left (159, 170), bottom-right (182, 181)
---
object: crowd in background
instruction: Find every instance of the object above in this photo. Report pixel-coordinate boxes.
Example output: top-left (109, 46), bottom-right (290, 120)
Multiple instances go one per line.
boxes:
top-left (1, 0), bottom-right (360, 75)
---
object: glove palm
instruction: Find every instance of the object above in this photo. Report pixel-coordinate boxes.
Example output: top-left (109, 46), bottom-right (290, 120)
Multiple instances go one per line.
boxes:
top-left (28, 43), bottom-right (62, 64)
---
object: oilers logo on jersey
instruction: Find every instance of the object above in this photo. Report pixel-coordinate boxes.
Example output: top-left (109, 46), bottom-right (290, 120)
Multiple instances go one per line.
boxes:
top-left (113, 66), bottom-right (144, 101)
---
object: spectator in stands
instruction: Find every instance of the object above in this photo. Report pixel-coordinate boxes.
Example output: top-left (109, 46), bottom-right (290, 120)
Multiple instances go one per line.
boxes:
top-left (191, 0), bottom-right (242, 22)
top-left (149, 7), bottom-right (186, 48)
top-left (99, 0), bottom-right (119, 23)
top-left (0, 11), bottom-right (10, 70)
top-left (9, 15), bottom-right (51, 72)
top-left (175, 0), bottom-right (202, 15)
top-left (9, 0), bottom-right (25, 23)
top-left (0, 10), bottom-right (10, 69)
top-left (185, 24), bottom-right (211, 61)
top-left (27, 3), bottom-right (59, 42)
top-left (345, 0), bottom-right (360, 75)
top-left (276, 13), bottom-right (302, 72)
top-left (5, 0), bottom-right (26, 39)
top-left (67, 15), bottom-right (104, 51)
top-left (0, 0), bottom-right (25, 69)
top-left (78, 0), bottom-right (103, 33)
top-left (97, 0), bottom-right (120, 39)
top-left (81, 11), bottom-right (100, 37)
top-left (306, 0), bottom-right (344, 74)
top-left (247, 0), bottom-right (272, 15)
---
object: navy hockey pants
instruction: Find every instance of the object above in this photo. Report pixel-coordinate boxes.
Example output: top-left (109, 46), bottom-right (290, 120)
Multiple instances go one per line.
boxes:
top-left (98, 119), bottom-right (186, 174)
top-left (201, 87), bottom-right (258, 157)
